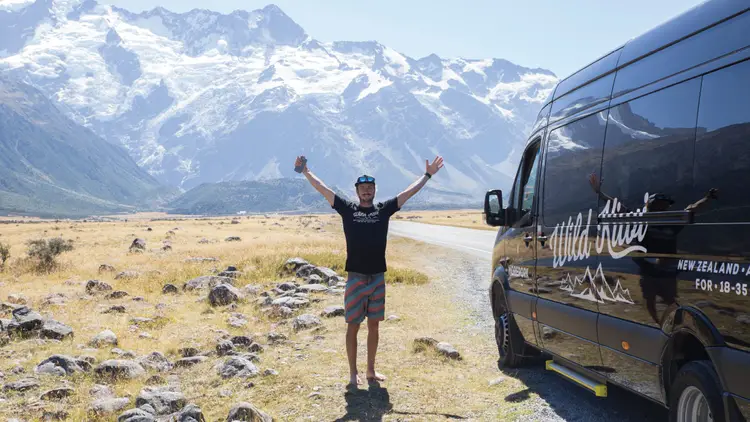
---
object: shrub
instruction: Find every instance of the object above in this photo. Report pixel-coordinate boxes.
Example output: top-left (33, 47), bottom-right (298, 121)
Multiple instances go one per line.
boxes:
top-left (0, 242), bottom-right (9, 269)
top-left (27, 237), bottom-right (74, 273)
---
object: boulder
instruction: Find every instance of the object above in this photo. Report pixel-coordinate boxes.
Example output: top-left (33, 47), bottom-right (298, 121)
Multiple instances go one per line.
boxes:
top-left (40, 387), bottom-right (74, 401)
top-left (138, 352), bottom-right (173, 372)
top-left (162, 284), bottom-right (179, 294)
top-left (98, 264), bottom-right (116, 273)
top-left (298, 284), bottom-right (328, 293)
top-left (90, 397), bottom-right (130, 415)
top-left (3, 377), bottom-right (39, 392)
top-left (135, 386), bottom-right (186, 416)
top-left (7, 306), bottom-right (44, 334)
top-left (90, 330), bottom-right (118, 348)
top-left (86, 280), bottom-right (113, 294)
top-left (271, 296), bottom-right (309, 309)
top-left (173, 356), bottom-right (207, 368)
top-left (216, 357), bottom-right (259, 379)
top-left (183, 276), bottom-right (233, 291)
top-left (293, 314), bottom-right (322, 332)
top-left (129, 238), bottom-right (146, 253)
top-left (106, 291), bottom-right (130, 300)
top-left (115, 271), bottom-right (140, 280)
top-left (40, 320), bottom-right (73, 340)
top-left (436, 342), bottom-right (462, 360)
top-left (94, 360), bottom-right (146, 380)
top-left (117, 408), bottom-right (155, 422)
top-left (283, 257), bottom-right (309, 273)
top-left (35, 355), bottom-right (87, 375)
top-left (208, 284), bottom-right (243, 306)
top-left (226, 402), bottom-right (273, 422)
top-left (321, 306), bottom-right (345, 318)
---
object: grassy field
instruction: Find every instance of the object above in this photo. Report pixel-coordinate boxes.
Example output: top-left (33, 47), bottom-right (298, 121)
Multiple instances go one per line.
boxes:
top-left (0, 212), bottom-right (525, 421)
top-left (393, 209), bottom-right (494, 231)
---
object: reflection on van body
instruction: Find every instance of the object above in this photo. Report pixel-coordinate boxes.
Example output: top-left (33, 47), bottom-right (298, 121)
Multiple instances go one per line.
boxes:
top-left (484, 2), bottom-right (750, 420)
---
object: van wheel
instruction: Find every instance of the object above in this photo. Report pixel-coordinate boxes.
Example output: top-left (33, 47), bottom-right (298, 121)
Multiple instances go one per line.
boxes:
top-left (495, 312), bottom-right (526, 369)
top-left (669, 361), bottom-right (724, 422)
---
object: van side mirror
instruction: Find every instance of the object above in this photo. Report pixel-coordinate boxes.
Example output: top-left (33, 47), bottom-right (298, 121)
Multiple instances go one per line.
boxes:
top-left (484, 190), bottom-right (505, 227)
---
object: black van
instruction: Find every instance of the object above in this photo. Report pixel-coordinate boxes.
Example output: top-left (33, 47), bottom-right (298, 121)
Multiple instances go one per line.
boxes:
top-left (483, 1), bottom-right (750, 421)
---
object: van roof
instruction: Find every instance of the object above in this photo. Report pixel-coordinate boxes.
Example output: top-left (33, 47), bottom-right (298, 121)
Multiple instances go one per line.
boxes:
top-left (549, 0), bottom-right (749, 104)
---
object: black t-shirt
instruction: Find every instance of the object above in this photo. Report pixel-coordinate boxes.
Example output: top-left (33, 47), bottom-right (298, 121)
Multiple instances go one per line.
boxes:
top-left (332, 194), bottom-right (401, 274)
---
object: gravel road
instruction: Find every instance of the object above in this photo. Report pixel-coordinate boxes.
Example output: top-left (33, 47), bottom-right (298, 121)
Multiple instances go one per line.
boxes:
top-left (389, 221), bottom-right (669, 422)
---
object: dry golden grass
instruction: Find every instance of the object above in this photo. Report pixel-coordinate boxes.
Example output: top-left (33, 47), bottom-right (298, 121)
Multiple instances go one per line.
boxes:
top-left (0, 214), bottom-right (527, 421)
top-left (393, 209), bottom-right (495, 231)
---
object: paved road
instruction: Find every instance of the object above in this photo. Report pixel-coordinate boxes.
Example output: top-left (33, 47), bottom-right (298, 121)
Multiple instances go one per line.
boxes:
top-left (389, 220), bottom-right (669, 422)
top-left (390, 221), bottom-right (496, 260)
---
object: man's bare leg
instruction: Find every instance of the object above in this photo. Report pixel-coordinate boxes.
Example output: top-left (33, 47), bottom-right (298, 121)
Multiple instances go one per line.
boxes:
top-left (346, 322), bottom-right (363, 386)
top-left (366, 318), bottom-right (386, 382)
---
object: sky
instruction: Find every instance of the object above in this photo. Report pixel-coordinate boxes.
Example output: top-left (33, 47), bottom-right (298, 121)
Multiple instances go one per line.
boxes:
top-left (101, 0), bottom-right (706, 79)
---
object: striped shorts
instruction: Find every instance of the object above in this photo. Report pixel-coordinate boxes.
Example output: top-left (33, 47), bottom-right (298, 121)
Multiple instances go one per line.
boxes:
top-left (344, 272), bottom-right (386, 324)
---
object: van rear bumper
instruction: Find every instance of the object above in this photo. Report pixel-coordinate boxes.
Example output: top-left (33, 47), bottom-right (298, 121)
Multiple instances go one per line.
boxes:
top-left (707, 346), bottom-right (750, 421)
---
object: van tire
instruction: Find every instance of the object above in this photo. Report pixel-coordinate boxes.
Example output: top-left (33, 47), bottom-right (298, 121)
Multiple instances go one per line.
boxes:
top-left (668, 360), bottom-right (725, 422)
top-left (495, 312), bottom-right (526, 369)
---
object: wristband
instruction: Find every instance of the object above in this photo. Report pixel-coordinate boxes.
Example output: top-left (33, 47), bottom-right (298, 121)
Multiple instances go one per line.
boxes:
top-left (424, 172), bottom-right (432, 179)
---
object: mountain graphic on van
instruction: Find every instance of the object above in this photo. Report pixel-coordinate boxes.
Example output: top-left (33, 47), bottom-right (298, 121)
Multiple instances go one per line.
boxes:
top-left (559, 264), bottom-right (635, 305)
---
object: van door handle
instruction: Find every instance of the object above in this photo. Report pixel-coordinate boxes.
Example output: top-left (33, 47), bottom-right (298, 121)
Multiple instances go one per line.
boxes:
top-left (523, 234), bottom-right (533, 247)
top-left (537, 234), bottom-right (548, 248)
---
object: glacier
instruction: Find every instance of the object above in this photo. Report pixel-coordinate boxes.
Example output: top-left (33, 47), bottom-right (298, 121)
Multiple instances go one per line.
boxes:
top-left (0, 0), bottom-right (558, 204)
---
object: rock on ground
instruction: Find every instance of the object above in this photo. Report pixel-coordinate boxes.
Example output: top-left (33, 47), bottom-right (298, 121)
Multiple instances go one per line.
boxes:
top-left (162, 284), bottom-right (179, 294)
top-left (209, 284), bottom-right (244, 306)
top-left (129, 238), bottom-right (146, 253)
top-left (267, 332), bottom-right (287, 344)
top-left (228, 313), bottom-right (248, 328)
top-left (321, 306), bottom-right (345, 318)
top-left (94, 360), bottom-right (146, 380)
top-left (436, 342), bottom-right (462, 360)
top-left (40, 320), bottom-right (73, 340)
top-left (117, 408), bottom-right (155, 422)
top-left (226, 402), bottom-right (273, 422)
top-left (173, 356), bottom-right (207, 368)
top-left (183, 276), bottom-right (234, 291)
top-left (35, 354), bottom-right (88, 375)
top-left (216, 357), bottom-right (259, 379)
top-left (90, 330), bottom-right (118, 348)
top-left (293, 314), bottom-right (323, 332)
top-left (115, 271), bottom-right (140, 280)
top-left (106, 291), bottom-right (130, 299)
top-left (135, 386), bottom-right (186, 416)
top-left (40, 386), bottom-right (74, 401)
top-left (138, 352), bottom-right (173, 372)
top-left (7, 306), bottom-right (44, 334)
top-left (3, 377), bottom-right (40, 392)
top-left (99, 264), bottom-right (116, 273)
top-left (86, 280), bottom-right (113, 294)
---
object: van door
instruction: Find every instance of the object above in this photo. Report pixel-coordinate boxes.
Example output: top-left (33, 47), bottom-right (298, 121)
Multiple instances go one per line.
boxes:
top-left (592, 77), bottom-right (702, 403)
top-left (535, 111), bottom-right (606, 369)
top-left (499, 139), bottom-right (543, 347)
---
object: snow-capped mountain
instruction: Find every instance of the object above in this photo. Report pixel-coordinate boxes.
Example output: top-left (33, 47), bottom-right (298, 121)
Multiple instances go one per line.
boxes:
top-left (0, 0), bottom-right (558, 203)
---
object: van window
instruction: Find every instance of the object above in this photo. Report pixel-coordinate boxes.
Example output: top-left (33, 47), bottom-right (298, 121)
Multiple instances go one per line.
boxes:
top-left (543, 112), bottom-right (607, 227)
top-left (693, 59), bottom-right (750, 223)
top-left (599, 78), bottom-right (701, 212)
top-left (549, 73), bottom-right (615, 123)
top-left (509, 141), bottom-right (541, 226)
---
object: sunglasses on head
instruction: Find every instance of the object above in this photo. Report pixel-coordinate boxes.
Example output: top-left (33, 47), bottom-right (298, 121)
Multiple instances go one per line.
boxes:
top-left (357, 176), bottom-right (375, 184)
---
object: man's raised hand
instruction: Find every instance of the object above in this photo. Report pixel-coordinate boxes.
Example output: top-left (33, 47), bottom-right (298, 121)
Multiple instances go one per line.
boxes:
top-left (294, 155), bottom-right (308, 173)
top-left (426, 156), bottom-right (444, 176)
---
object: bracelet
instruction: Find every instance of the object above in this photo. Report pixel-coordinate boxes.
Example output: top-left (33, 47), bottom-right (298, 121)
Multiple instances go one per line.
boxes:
top-left (424, 172), bottom-right (432, 179)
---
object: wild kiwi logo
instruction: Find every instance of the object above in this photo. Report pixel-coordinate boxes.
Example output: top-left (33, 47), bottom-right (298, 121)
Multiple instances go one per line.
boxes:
top-left (550, 193), bottom-right (651, 268)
